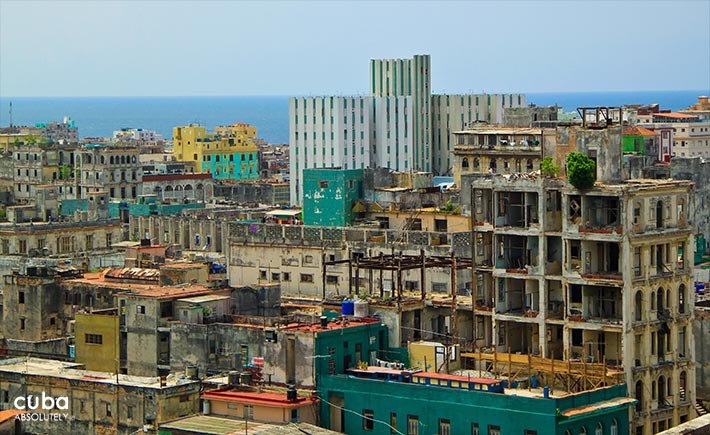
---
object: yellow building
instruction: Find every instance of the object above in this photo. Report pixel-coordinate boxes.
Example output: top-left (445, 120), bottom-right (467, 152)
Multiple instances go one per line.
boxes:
top-left (173, 123), bottom-right (259, 180)
top-left (74, 309), bottom-right (120, 372)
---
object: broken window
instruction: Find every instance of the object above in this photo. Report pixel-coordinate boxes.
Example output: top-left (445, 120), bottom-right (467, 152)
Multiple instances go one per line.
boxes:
top-left (568, 195), bottom-right (581, 222)
top-left (318, 180), bottom-right (329, 189)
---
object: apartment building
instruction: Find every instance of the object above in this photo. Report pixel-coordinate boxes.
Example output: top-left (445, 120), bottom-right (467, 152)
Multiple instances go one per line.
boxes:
top-left (465, 173), bottom-right (695, 434)
top-left (74, 145), bottom-right (142, 200)
top-left (452, 126), bottom-right (544, 185)
top-left (289, 54), bottom-right (524, 205)
top-left (173, 124), bottom-right (259, 180)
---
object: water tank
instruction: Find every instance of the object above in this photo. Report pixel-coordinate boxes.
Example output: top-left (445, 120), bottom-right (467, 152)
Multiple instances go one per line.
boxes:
top-left (287, 385), bottom-right (298, 402)
top-left (696, 283), bottom-right (705, 294)
top-left (354, 299), bottom-right (369, 318)
top-left (202, 399), bottom-right (210, 414)
top-left (228, 371), bottom-right (240, 386)
top-left (342, 300), bottom-right (355, 316)
top-left (185, 366), bottom-right (199, 380)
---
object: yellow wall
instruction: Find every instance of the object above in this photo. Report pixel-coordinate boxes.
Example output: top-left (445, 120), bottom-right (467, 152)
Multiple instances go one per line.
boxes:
top-left (173, 124), bottom-right (258, 174)
top-left (74, 312), bottom-right (120, 372)
top-left (209, 399), bottom-right (317, 425)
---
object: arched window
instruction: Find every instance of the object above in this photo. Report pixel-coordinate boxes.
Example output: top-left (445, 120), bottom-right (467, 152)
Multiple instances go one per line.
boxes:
top-left (652, 380), bottom-right (657, 400)
top-left (666, 289), bottom-right (671, 312)
top-left (579, 427), bottom-right (587, 435)
top-left (595, 422), bottom-right (603, 435)
top-left (516, 159), bottom-right (522, 173)
top-left (635, 380), bottom-right (644, 411)
top-left (611, 419), bottom-right (618, 435)
top-left (473, 158), bottom-right (480, 169)
top-left (462, 158), bottom-right (469, 169)
top-left (679, 284), bottom-right (686, 313)
top-left (490, 159), bottom-right (497, 173)
top-left (565, 431), bottom-right (572, 435)
top-left (656, 200), bottom-right (664, 228)
top-left (526, 159), bottom-right (534, 170)
top-left (110, 156), bottom-right (114, 165)
top-left (651, 291), bottom-right (656, 310)
top-left (657, 288), bottom-right (664, 312)
top-left (100, 155), bottom-right (105, 164)
top-left (635, 291), bottom-right (643, 321)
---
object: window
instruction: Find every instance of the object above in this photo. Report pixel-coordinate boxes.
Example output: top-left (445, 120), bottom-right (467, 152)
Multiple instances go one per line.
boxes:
top-left (471, 423), bottom-right (479, 435)
top-left (271, 272), bottom-right (280, 281)
top-left (85, 333), bottom-right (103, 344)
top-left (525, 431), bottom-right (538, 435)
top-left (127, 405), bottom-right (133, 419)
top-left (300, 274), bottom-right (314, 283)
top-left (137, 305), bottom-right (146, 315)
top-left (283, 272), bottom-right (291, 281)
top-left (390, 413), bottom-right (397, 434)
top-left (304, 255), bottom-right (314, 264)
top-left (439, 419), bottom-right (451, 435)
top-left (595, 422), bottom-right (603, 435)
top-left (291, 409), bottom-right (298, 422)
top-left (260, 270), bottom-right (267, 280)
top-left (106, 403), bottom-right (112, 417)
top-left (610, 419), bottom-right (618, 435)
top-left (326, 275), bottom-right (339, 284)
top-left (18, 292), bottom-right (25, 304)
top-left (244, 405), bottom-right (254, 420)
top-left (407, 416), bottom-right (419, 435)
top-left (19, 318), bottom-right (25, 330)
top-left (319, 180), bottom-right (329, 189)
top-left (488, 425), bottom-right (501, 435)
top-left (363, 409), bottom-right (374, 431)
top-left (579, 427), bottom-right (587, 435)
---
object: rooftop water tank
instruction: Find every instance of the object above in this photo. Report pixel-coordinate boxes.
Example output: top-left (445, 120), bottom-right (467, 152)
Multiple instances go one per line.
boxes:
top-left (354, 299), bottom-right (369, 318)
top-left (342, 300), bottom-right (355, 316)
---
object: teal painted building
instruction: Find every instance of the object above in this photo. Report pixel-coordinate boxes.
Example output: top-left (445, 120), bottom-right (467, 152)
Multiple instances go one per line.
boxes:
top-left (303, 168), bottom-right (364, 227)
top-left (318, 374), bottom-right (634, 435)
top-left (310, 320), bottom-right (634, 435)
top-left (201, 150), bottom-right (259, 180)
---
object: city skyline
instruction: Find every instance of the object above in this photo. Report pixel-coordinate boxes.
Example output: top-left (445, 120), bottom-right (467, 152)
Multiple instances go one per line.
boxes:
top-left (0, 0), bottom-right (708, 97)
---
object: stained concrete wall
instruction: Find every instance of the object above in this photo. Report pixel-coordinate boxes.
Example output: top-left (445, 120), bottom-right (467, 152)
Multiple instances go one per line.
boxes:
top-left (695, 307), bottom-right (710, 400)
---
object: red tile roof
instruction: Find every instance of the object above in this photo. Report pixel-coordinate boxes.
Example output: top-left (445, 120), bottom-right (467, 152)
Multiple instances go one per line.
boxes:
top-left (623, 126), bottom-right (659, 137)
top-left (653, 112), bottom-right (699, 119)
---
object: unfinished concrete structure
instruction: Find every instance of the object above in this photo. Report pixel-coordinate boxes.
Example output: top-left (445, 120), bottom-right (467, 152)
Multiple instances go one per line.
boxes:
top-left (466, 173), bottom-right (696, 434)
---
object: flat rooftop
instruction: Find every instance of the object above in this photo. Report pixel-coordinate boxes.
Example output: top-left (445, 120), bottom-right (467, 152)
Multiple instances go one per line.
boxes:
top-left (160, 415), bottom-right (337, 435)
top-left (280, 317), bottom-right (380, 333)
top-left (454, 127), bottom-right (543, 135)
top-left (177, 294), bottom-right (231, 304)
top-left (202, 389), bottom-right (317, 408)
top-left (64, 272), bottom-right (213, 299)
top-left (0, 358), bottom-right (196, 389)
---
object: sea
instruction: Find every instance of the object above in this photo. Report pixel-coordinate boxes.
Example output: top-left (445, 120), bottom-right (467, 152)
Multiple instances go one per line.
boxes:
top-left (0, 90), bottom-right (707, 144)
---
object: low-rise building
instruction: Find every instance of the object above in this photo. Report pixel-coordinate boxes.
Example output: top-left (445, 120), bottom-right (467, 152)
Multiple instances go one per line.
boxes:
top-left (0, 357), bottom-right (199, 434)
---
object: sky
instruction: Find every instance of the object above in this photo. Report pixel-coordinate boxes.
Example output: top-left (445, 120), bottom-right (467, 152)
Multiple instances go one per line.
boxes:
top-left (1, 0), bottom-right (709, 97)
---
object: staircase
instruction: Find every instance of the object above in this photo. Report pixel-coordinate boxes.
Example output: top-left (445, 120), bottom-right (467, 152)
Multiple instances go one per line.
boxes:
top-left (695, 399), bottom-right (708, 416)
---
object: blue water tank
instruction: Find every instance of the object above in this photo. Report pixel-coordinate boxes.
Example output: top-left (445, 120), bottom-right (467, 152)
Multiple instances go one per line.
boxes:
top-left (342, 300), bottom-right (355, 316)
top-left (543, 386), bottom-right (550, 398)
top-left (696, 283), bottom-right (705, 294)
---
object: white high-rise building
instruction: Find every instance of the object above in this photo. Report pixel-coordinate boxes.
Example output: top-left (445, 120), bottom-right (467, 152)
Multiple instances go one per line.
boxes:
top-left (289, 54), bottom-right (525, 204)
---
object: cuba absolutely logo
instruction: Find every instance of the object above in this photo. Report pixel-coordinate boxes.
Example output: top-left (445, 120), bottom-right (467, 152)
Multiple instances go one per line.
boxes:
top-left (13, 393), bottom-right (69, 422)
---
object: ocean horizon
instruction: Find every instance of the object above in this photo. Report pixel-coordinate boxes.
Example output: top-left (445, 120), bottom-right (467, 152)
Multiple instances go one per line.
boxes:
top-left (1, 90), bottom-right (707, 144)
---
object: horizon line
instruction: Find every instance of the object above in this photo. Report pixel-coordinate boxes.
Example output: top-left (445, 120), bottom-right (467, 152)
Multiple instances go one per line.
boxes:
top-left (1, 88), bottom-right (709, 99)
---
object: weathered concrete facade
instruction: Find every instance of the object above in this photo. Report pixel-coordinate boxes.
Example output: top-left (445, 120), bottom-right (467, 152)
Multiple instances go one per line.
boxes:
top-left (0, 358), bottom-right (199, 435)
top-left (466, 174), bottom-right (696, 434)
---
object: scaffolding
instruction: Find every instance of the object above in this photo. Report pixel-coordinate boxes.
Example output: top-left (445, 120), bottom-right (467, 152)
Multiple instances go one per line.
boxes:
top-left (461, 350), bottom-right (625, 394)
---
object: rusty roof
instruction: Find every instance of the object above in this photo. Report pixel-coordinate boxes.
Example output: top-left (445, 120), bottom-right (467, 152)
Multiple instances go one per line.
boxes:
top-left (623, 126), bottom-right (659, 137)
top-left (104, 267), bottom-right (160, 281)
top-left (280, 317), bottom-right (380, 333)
top-left (560, 397), bottom-right (636, 417)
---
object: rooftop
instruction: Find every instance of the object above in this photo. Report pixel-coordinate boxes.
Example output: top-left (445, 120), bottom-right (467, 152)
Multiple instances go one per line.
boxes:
top-left (0, 358), bottom-right (196, 389)
top-left (202, 388), bottom-right (317, 408)
top-left (653, 112), bottom-right (700, 119)
top-left (623, 126), bottom-right (659, 137)
top-left (454, 127), bottom-right (543, 135)
top-left (104, 267), bottom-right (160, 281)
top-left (159, 415), bottom-right (337, 435)
top-left (177, 294), bottom-right (231, 304)
top-left (280, 317), bottom-right (380, 333)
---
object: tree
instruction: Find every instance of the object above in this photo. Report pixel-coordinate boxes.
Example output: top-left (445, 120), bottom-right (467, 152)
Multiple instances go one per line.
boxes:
top-left (566, 152), bottom-right (596, 189)
top-left (540, 157), bottom-right (560, 177)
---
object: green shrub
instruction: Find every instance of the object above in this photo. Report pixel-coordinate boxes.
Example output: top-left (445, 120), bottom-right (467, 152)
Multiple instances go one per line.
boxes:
top-left (540, 157), bottom-right (560, 177)
top-left (566, 152), bottom-right (596, 189)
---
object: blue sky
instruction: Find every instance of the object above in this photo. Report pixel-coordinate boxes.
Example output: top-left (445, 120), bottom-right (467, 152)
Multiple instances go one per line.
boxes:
top-left (1, 0), bottom-right (708, 97)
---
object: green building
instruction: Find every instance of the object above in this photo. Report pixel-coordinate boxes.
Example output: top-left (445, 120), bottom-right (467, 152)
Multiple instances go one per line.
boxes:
top-left (306, 317), bottom-right (634, 435)
top-left (318, 373), bottom-right (635, 435)
top-left (303, 168), bottom-right (364, 226)
top-left (622, 126), bottom-right (659, 156)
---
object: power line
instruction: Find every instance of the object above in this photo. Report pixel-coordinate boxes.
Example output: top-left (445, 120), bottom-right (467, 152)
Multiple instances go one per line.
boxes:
top-left (318, 396), bottom-right (405, 435)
